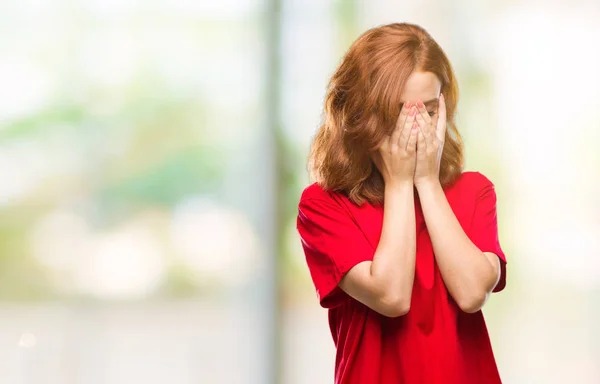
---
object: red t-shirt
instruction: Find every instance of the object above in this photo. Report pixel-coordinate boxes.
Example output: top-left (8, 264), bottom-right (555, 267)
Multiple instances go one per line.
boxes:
top-left (296, 171), bottom-right (507, 384)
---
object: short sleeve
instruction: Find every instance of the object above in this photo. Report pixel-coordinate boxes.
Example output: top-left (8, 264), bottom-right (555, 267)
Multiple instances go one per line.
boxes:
top-left (297, 197), bottom-right (375, 308)
top-left (469, 178), bottom-right (507, 292)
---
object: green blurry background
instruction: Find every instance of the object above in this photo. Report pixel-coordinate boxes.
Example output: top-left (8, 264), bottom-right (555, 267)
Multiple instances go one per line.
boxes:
top-left (0, 0), bottom-right (598, 383)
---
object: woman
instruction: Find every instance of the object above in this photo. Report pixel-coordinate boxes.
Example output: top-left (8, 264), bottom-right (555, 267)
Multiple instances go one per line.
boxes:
top-left (296, 23), bottom-right (507, 383)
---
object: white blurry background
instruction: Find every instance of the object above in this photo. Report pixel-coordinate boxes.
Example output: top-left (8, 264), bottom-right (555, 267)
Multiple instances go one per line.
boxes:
top-left (0, 0), bottom-right (598, 383)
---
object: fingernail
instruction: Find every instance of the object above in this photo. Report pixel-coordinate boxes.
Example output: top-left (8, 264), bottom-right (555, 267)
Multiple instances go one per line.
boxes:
top-left (417, 100), bottom-right (424, 107)
top-left (405, 101), bottom-right (412, 108)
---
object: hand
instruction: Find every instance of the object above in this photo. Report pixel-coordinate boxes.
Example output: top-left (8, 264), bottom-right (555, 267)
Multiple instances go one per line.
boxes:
top-left (413, 94), bottom-right (446, 187)
top-left (373, 101), bottom-right (419, 188)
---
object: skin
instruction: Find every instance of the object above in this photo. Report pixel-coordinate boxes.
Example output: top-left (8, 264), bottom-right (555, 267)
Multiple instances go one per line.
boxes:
top-left (339, 71), bottom-right (501, 316)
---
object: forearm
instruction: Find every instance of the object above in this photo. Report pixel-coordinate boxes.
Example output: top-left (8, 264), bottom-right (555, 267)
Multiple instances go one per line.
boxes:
top-left (416, 180), bottom-right (498, 312)
top-left (369, 182), bottom-right (417, 310)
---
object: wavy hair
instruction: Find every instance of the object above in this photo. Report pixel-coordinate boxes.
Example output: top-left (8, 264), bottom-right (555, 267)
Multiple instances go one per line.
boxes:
top-left (309, 23), bottom-right (464, 205)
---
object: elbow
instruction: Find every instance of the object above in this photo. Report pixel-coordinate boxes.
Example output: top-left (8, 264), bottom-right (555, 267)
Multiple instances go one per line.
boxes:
top-left (456, 291), bottom-right (488, 314)
top-left (378, 294), bottom-right (411, 318)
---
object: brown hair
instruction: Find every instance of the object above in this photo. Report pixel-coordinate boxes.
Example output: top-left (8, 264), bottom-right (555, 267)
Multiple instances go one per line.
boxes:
top-left (308, 23), bottom-right (463, 205)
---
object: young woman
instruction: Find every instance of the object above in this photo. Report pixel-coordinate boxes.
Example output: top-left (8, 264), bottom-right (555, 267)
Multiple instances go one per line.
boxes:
top-left (296, 23), bottom-right (507, 383)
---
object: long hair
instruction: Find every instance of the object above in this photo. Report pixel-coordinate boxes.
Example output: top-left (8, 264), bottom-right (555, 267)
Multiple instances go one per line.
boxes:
top-left (309, 23), bottom-right (464, 205)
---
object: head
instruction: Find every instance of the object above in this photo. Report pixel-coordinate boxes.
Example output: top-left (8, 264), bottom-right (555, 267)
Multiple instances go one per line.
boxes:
top-left (309, 23), bottom-right (463, 205)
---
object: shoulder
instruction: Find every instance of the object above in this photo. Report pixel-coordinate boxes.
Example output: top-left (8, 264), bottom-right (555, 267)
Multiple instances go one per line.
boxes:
top-left (300, 182), bottom-right (331, 201)
top-left (454, 171), bottom-right (495, 188)
top-left (448, 171), bottom-right (496, 195)
top-left (299, 182), bottom-right (349, 207)
top-left (297, 183), bottom-right (361, 227)
top-left (444, 171), bottom-right (499, 209)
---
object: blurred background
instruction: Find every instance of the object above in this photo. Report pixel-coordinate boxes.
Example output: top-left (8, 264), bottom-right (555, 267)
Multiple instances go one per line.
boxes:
top-left (0, 0), bottom-right (599, 383)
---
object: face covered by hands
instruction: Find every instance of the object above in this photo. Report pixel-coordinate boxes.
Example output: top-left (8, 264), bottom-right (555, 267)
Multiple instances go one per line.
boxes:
top-left (412, 93), bottom-right (446, 187)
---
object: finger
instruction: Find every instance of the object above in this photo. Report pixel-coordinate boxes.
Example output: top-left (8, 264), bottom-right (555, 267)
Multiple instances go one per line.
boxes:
top-left (417, 125), bottom-right (426, 152)
top-left (436, 93), bottom-right (447, 142)
top-left (416, 100), bottom-right (432, 126)
top-left (406, 122), bottom-right (418, 153)
top-left (392, 101), bottom-right (411, 145)
top-left (399, 104), bottom-right (416, 146)
top-left (414, 107), bottom-right (434, 148)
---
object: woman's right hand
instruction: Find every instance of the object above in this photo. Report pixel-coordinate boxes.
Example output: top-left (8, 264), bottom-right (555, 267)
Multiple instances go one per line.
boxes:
top-left (374, 101), bottom-right (419, 187)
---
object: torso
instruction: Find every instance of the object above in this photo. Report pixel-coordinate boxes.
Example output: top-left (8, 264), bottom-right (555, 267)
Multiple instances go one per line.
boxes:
top-left (306, 172), bottom-right (503, 384)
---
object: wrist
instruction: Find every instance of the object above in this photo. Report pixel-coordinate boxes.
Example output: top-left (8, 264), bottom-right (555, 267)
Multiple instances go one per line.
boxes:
top-left (384, 180), bottom-right (414, 201)
top-left (385, 179), bottom-right (414, 192)
top-left (414, 177), bottom-right (441, 192)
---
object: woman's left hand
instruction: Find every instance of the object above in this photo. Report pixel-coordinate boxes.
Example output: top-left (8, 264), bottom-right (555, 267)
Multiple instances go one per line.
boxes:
top-left (413, 93), bottom-right (446, 187)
